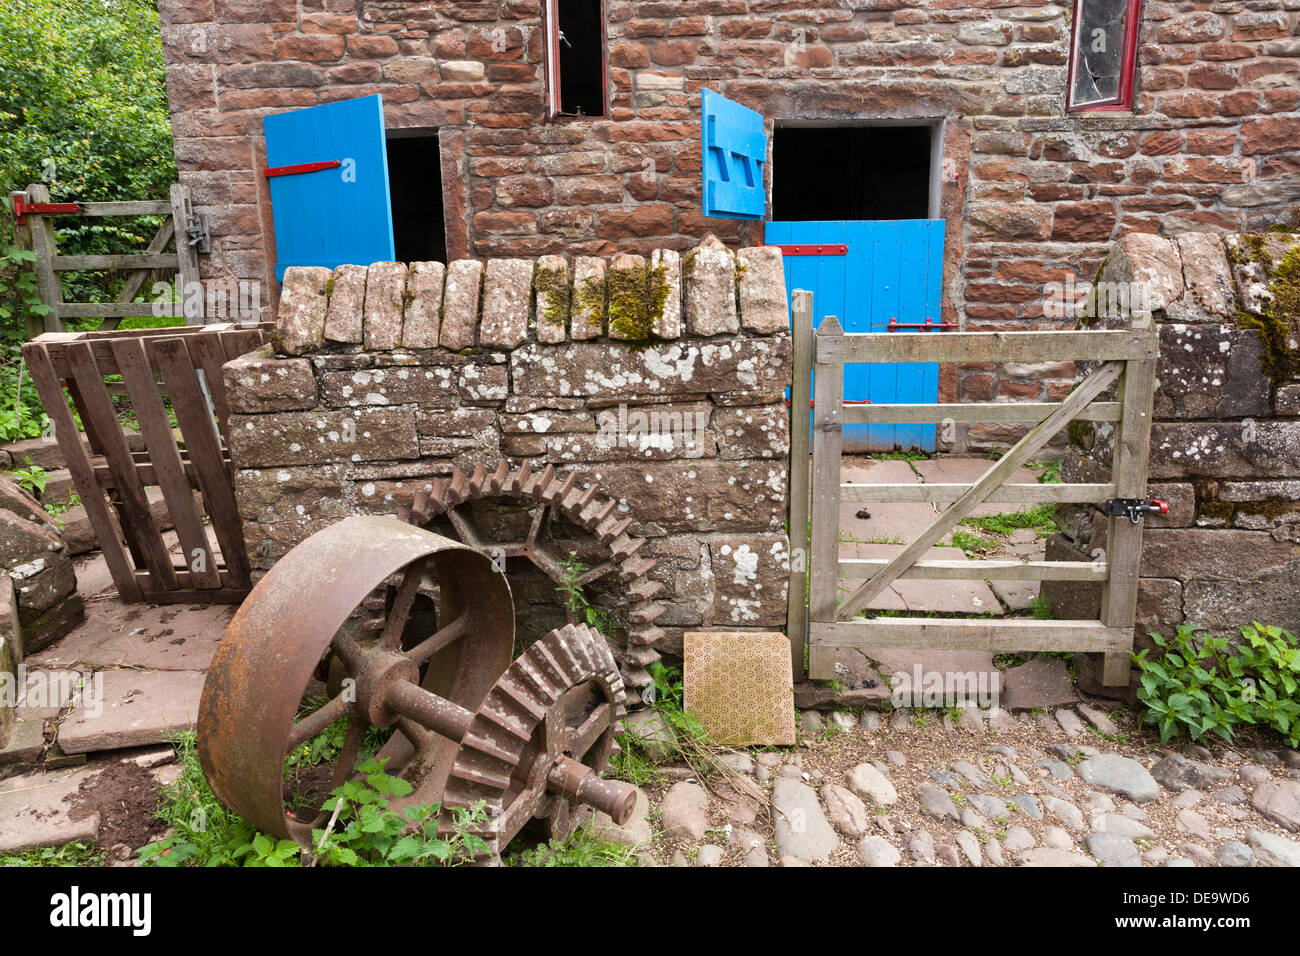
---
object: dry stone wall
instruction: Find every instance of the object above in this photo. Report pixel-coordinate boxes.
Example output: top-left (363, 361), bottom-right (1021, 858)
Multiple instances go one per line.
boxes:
top-left (1049, 228), bottom-right (1300, 699)
top-left (225, 236), bottom-right (794, 677)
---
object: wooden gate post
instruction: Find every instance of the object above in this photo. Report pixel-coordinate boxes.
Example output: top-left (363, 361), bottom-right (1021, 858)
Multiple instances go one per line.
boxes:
top-left (786, 289), bottom-right (813, 681)
top-left (170, 184), bottom-right (204, 326)
top-left (23, 183), bottom-right (65, 333)
top-left (808, 316), bottom-right (845, 680)
top-left (1100, 312), bottom-right (1158, 685)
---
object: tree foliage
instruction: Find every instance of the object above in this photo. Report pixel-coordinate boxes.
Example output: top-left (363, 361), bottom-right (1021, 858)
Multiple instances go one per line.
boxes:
top-left (0, 0), bottom-right (176, 439)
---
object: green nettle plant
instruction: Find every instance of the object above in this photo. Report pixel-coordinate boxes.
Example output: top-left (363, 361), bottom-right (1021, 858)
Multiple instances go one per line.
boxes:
top-left (138, 733), bottom-right (490, 867)
top-left (1133, 622), bottom-right (1300, 747)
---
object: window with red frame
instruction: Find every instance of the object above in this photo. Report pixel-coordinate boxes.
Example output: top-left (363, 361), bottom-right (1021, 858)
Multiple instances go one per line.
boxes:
top-left (1066, 0), bottom-right (1143, 111)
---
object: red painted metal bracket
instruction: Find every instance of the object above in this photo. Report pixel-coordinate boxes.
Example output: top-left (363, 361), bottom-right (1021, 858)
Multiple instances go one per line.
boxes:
top-left (888, 318), bottom-right (956, 332)
top-left (11, 194), bottom-right (80, 225)
top-left (263, 160), bottom-right (342, 178)
top-left (771, 243), bottom-right (848, 256)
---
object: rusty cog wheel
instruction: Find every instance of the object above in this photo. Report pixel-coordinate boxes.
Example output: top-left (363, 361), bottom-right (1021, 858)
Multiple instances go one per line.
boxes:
top-left (398, 459), bottom-right (666, 700)
top-left (439, 621), bottom-right (635, 856)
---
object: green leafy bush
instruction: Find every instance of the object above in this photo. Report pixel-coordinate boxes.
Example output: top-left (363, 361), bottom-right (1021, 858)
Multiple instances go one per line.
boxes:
top-left (1133, 622), bottom-right (1300, 747)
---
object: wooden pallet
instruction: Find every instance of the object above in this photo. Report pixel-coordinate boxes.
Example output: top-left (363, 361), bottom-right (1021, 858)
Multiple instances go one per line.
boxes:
top-left (22, 324), bottom-right (270, 604)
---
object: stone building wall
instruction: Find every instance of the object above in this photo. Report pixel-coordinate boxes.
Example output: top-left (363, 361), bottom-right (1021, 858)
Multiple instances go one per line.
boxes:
top-left (222, 236), bottom-right (794, 692)
top-left (1049, 228), bottom-right (1300, 698)
top-left (159, 0), bottom-right (1300, 417)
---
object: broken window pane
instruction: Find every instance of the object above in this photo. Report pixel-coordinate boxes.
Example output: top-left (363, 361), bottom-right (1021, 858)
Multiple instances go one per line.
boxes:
top-left (1070, 0), bottom-right (1132, 107)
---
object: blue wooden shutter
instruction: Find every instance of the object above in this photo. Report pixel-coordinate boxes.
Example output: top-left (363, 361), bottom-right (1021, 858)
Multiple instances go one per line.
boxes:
top-left (700, 88), bottom-right (767, 221)
top-left (262, 94), bottom-right (396, 281)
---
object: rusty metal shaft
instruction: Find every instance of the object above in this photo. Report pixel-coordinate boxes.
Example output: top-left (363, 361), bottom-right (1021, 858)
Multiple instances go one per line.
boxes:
top-left (384, 679), bottom-right (475, 741)
top-left (548, 755), bottom-right (638, 825)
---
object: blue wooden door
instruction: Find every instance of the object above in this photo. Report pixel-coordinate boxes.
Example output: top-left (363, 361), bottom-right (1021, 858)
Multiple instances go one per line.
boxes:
top-left (263, 94), bottom-right (395, 281)
top-left (765, 220), bottom-right (945, 452)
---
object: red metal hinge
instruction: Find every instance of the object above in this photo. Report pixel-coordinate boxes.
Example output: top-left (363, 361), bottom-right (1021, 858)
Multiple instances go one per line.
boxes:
top-left (263, 160), bottom-right (343, 178)
top-left (11, 194), bottom-right (80, 225)
top-left (887, 318), bottom-right (956, 332)
top-left (770, 244), bottom-right (848, 256)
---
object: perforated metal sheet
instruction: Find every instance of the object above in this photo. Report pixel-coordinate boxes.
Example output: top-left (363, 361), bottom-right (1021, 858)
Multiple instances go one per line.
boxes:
top-left (683, 631), bottom-right (796, 746)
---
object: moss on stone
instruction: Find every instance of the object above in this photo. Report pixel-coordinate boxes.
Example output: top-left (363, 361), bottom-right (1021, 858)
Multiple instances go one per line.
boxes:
top-left (1233, 240), bottom-right (1300, 386)
top-left (605, 262), bottom-right (670, 342)
top-left (1066, 419), bottom-right (1093, 451)
top-left (1198, 499), bottom-right (1236, 522)
top-left (533, 265), bottom-right (572, 328)
top-left (324, 275), bottom-right (336, 297)
top-left (1236, 496), bottom-right (1300, 521)
top-left (572, 274), bottom-right (608, 334)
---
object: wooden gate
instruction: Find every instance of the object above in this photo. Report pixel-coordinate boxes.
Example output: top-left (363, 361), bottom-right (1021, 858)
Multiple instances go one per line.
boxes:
top-left (787, 297), bottom-right (1159, 686)
top-left (22, 323), bottom-right (270, 604)
top-left (10, 182), bottom-right (207, 334)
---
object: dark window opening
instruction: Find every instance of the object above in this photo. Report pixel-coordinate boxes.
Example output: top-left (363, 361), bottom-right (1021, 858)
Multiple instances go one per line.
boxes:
top-left (546, 0), bottom-right (607, 118)
top-left (772, 125), bottom-right (931, 221)
top-left (1067, 0), bottom-right (1142, 111)
top-left (386, 133), bottom-right (446, 263)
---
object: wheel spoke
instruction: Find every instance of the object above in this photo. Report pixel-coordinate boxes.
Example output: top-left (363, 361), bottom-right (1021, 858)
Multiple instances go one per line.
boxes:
top-left (379, 557), bottom-right (429, 649)
top-left (444, 505), bottom-right (483, 549)
top-left (530, 541), bottom-right (572, 585)
top-left (328, 717), bottom-right (365, 791)
top-left (406, 613), bottom-right (469, 665)
top-left (575, 560), bottom-right (616, 587)
top-left (331, 631), bottom-right (366, 672)
top-left (526, 503), bottom-right (552, 549)
top-left (567, 701), bottom-right (612, 761)
top-left (287, 693), bottom-right (350, 753)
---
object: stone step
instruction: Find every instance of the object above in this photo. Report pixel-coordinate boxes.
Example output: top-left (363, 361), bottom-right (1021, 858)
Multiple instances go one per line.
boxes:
top-left (1, 432), bottom-right (145, 473)
top-left (59, 485), bottom-right (187, 556)
top-left (56, 668), bottom-right (205, 755)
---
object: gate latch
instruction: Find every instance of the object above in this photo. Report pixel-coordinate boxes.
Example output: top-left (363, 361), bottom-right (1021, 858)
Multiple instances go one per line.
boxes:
top-left (185, 211), bottom-right (210, 254)
top-left (1103, 497), bottom-right (1169, 524)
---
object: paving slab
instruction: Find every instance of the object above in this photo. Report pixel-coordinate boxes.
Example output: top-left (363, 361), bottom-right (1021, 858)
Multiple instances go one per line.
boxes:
top-left (862, 649), bottom-right (1000, 704)
top-left (839, 458), bottom-right (930, 544)
top-left (1000, 657), bottom-right (1078, 711)
top-left (0, 713), bottom-right (47, 765)
top-left (839, 543), bottom-right (1001, 614)
top-left (793, 649), bottom-right (891, 709)
top-left (30, 599), bottom-right (232, 672)
top-left (0, 765), bottom-right (101, 852)
top-left (914, 457), bottom-right (1045, 518)
top-left (991, 578), bottom-right (1041, 611)
top-left (56, 669), bottom-right (206, 754)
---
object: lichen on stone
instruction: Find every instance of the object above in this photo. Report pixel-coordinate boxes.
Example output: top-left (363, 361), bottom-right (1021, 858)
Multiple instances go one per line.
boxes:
top-left (1233, 240), bottom-right (1300, 386)
top-left (605, 262), bottom-right (671, 342)
top-left (533, 265), bottom-right (572, 328)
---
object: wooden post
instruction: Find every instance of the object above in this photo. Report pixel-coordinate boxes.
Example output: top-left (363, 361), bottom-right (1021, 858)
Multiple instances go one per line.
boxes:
top-left (1099, 320), bottom-right (1158, 685)
top-left (808, 316), bottom-right (845, 680)
top-left (170, 184), bottom-right (203, 326)
top-left (786, 289), bottom-right (813, 682)
top-left (24, 184), bottom-right (64, 333)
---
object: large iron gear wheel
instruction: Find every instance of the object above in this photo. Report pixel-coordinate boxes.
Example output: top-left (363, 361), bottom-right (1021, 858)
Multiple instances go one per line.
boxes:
top-left (398, 459), bottom-right (666, 699)
top-left (439, 621), bottom-right (633, 855)
top-left (198, 516), bottom-right (638, 854)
